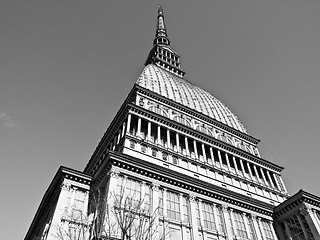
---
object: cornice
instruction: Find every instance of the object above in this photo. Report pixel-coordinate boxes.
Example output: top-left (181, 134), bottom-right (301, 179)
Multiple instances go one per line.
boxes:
top-left (128, 103), bottom-right (284, 172)
top-left (84, 87), bottom-right (138, 174)
top-left (273, 189), bottom-right (320, 219)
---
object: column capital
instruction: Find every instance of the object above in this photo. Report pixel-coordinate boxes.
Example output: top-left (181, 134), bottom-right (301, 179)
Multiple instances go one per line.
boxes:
top-left (152, 183), bottom-right (160, 191)
top-left (109, 169), bottom-right (119, 179)
top-left (221, 204), bottom-right (229, 212)
top-left (300, 204), bottom-right (312, 216)
top-left (61, 181), bottom-right (71, 191)
top-left (189, 195), bottom-right (196, 202)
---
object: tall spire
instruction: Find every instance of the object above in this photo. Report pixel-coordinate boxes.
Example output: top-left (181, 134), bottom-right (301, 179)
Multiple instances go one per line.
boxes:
top-left (145, 6), bottom-right (186, 77)
top-left (154, 6), bottom-right (170, 46)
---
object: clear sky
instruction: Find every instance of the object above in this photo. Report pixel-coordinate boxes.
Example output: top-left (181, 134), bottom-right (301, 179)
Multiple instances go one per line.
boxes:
top-left (1, 1), bottom-right (320, 239)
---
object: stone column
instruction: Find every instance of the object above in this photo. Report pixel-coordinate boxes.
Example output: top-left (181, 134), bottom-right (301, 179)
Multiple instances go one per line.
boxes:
top-left (126, 113), bottom-right (131, 133)
top-left (221, 205), bottom-right (233, 239)
top-left (107, 170), bottom-right (120, 204)
top-left (225, 153), bottom-right (231, 172)
top-left (163, 188), bottom-right (167, 218)
top-left (259, 167), bottom-right (268, 186)
top-left (253, 165), bottom-right (262, 184)
top-left (137, 117), bottom-right (141, 137)
top-left (239, 159), bottom-right (246, 177)
top-left (185, 137), bottom-right (189, 156)
top-left (157, 125), bottom-right (161, 145)
top-left (167, 129), bottom-right (171, 149)
top-left (176, 133), bottom-right (180, 153)
top-left (151, 183), bottom-right (160, 239)
top-left (201, 144), bottom-right (207, 163)
top-left (122, 121), bottom-right (126, 137)
top-left (209, 147), bottom-right (214, 165)
top-left (266, 170), bottom-right (275, 188)
top-left (246, 162), bottom-right (254, 181)
top-left (251, 215), bottom-right (263, 240)
top-left (193, 140), bottom-right (198, 159)
top-left (147, 121), bottom-right (151, 141)
top-left (232, 156), bottom-right (239, 175)
top-left (189, 195), bottom-right (199, 240)
top-left (217, 150), bottom-right (223, 169)
top-left (301, 205), bottom-right (320, 240)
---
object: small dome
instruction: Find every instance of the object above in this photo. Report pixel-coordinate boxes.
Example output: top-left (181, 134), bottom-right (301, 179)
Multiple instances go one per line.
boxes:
top-left (136, 64), bottom-right (247, 133)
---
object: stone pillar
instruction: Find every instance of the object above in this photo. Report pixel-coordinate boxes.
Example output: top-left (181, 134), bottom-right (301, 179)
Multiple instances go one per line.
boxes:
top-left (201, 144), bottom-right (207, 163)
top-left (225, 153), bottom-right (231, 172)
top-left (266, 170), bottom-right (275, 188)
top-left (233, 156), bottom-right (239, 175)
top-left (163, 188), bottom-right (167, 218)
top-left (253, 165), bottom-right (262, 184)
top-left (209, 147), bottom-right (214, 165)
top-left (251, 215), bottom-right (263, 240)
top-left (147, 121), bottom-right (151, 141)
top-left (122, 121), bottom-right (126, 137)
top-left (83, 190), bottom-right (89, 216)
top-left (221, 205), bottom-right (233, 239)
top-left (157, 125), bottom-right (161, 145)
top-left (176, 133), bottom-right (180, 153)
top-left (193, 140), bottom-right (198, 159)
top-left (189, 195), bottom-right (199, 240)
top-left (185, 137), bottom-right (189, 156)
top-left (151, 183), bottom-right (160, 239)
top-left (217, 150), bottom-right (223, 169)
top-left (126, 113), bottom-right (131, 133)
top-left (301, 205), bottom-right (320, 240)
top-left (259, 167), bottom-right (268, 186)
top-left (107, 169), bottom-right (120, 204)
top-left (167, 129), bottom-right (171, 149)
top-left (137, 117), bottom-right (141, 137)
top-left (239, 159), bottom-right (246, 177)
top-left (246, 162), bottom-right (254, 181)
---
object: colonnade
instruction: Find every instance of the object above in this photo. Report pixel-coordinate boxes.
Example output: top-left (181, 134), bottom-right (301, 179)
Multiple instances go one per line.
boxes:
top-left (124, 113), bottom-right (286, 193)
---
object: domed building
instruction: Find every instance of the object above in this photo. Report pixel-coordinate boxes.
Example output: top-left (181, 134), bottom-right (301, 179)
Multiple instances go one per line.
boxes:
top-left (25, 7), bottom-right (320, 240)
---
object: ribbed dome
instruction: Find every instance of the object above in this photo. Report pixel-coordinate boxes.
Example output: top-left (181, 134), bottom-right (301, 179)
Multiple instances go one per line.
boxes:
top-left (137, 64), bottom-right (247, 133)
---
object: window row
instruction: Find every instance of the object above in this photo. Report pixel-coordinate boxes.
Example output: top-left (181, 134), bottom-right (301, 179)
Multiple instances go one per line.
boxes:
top-left (111, 176), bottom-right (275, 240)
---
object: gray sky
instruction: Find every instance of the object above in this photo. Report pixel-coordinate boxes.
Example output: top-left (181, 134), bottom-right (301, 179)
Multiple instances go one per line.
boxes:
top-left (1, 1), bottom-right (320, 239)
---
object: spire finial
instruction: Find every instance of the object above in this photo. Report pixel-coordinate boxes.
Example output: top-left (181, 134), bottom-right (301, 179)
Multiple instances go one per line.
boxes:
top-left (154, 5), bottom-right (169, 45)
top-left (145, 7), bottom-right (186, 77)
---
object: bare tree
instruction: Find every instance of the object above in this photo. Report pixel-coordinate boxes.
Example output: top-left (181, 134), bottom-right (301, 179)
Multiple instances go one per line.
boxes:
top-left (53, 187), bottom-right (169, 240)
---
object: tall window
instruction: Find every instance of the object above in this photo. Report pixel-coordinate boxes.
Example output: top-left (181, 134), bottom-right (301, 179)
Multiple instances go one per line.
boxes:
top-left (166, 191), bottom-right (180, 221)
top-left (261, 220), bottom-right (274, 240)
top-left (182, 196), bottom-right (190, 223)
top-left (202, 202), bottom-right (216, 230)
top-left (233, 211), bottom-right (248, 239)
